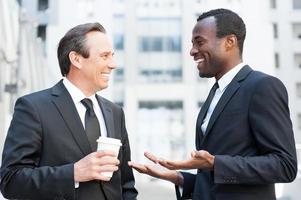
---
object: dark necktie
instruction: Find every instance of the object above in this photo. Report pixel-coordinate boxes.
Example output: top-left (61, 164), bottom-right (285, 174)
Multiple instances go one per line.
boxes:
top-left (196, 82), bottom-right (219, 135)
top-left (81, 98), bottom-right (101, 151)
top-left (203, 82), bottom-right (219, 116)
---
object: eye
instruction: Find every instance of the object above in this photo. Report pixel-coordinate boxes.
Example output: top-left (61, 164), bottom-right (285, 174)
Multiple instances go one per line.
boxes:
top-left (100, 54), bottom-right (109, 60)
top-left (197, 40), bottom-right (204, 46)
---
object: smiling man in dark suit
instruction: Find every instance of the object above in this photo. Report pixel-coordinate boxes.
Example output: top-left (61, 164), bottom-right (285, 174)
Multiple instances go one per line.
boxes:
top-left (129, 8), bottom-right (297, 200)
top-left (0, 23), bottom-right (138, 200)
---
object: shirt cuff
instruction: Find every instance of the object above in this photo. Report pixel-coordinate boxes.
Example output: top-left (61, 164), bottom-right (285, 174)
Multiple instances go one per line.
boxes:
top-left (75, 181), bottom-right (79, 188)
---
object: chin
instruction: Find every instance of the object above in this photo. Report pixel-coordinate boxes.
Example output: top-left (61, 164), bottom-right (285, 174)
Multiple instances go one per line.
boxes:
top-left (99, 85), bottom-right (108, 90)
top-left (199, 72), bottom-right (214, 78)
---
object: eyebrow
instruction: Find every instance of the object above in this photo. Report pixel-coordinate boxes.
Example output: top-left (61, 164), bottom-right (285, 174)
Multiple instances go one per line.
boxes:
top-left (192, 36), bottom-right (204, 43)
top-left (100, 51), bottom-right (114, 56)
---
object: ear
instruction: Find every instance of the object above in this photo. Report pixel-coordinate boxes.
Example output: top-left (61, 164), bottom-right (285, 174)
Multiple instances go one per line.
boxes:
top-left (225, 34), bottom-right (237, 51)
top-left (69, 51), bottom-right (82, 69)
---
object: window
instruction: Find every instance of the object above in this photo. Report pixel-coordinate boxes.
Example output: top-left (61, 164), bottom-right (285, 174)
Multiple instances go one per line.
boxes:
top-left (294, 54), bottom-right (301, 68)
top-left (37, 25), bottom-right (46, 42)
top-left (273, 23), bottom-right (278, 38)
top-left (274, 53), bottom-right (280, 68)
top-left (292, 23), bottom-right (301, 39)
top-left (297, 82), bottom-right (301, 97)
top-left (198, 101), bottom-right (205, 108)
top-left (140, 37), bottom-right (161, 52)
top-left (298, 113), bottom-right (301, 129)
top-left (166, 36), bottom-right (181, 51)
top-left (139, 68), bottom-right (182, 83)
top-left (293, 0), bottom-right (301, 9)
top-left (139, 36), bottom-right (181, 52)
top-left (114, 68), bottom-right (124, 82)
top-left (270, 0), bottom-right (277, 9)
top-left (136, 101), bottom-right (185, 163)
top-left (139, 101), bottom-right (182, 109)
top-left (114, 34), bottom-right (124, 50)
top-left (38, 0), bottom-right (48, 11)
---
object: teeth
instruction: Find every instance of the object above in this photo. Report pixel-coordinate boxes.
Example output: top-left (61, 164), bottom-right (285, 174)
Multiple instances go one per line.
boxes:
top-left (196, 58), bottom-right (205, 63)
top-left (101, 73), bottom-right (110, 78)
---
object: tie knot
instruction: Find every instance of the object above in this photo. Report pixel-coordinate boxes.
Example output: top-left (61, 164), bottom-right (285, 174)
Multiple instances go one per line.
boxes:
top-left (81, 98), bottom-right (95, 116)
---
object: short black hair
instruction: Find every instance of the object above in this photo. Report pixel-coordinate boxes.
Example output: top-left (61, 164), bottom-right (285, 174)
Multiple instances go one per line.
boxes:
top-left (57, 22), bottom-right (106, 76)
top-left (197, 8), bottom-right (246, 55)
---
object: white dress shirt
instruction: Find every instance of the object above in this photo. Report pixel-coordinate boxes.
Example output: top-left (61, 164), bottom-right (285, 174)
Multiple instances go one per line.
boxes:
top-left (63, 78), bottom-right (107, 137)
top-left (63, 78), bottom-right (108, 188)
top-left (201, 63), bottom-right (245, 134)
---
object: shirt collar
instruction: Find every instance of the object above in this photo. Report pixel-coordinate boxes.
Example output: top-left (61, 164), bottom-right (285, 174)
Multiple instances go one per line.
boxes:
top-left (63, 78), bottom-right (97, 105)
top-left (217, 62), bottom-right (245, 92)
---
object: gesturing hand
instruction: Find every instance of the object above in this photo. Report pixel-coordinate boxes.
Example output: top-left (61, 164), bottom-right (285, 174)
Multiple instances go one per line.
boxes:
top-left (158, 150), bottom-right (215, 170)
top-left (128, 152), bottom-right (183, 186)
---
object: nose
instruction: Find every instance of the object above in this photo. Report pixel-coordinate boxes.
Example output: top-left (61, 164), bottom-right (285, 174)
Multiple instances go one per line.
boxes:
top-left (108, 58), bottom-right (117, 69)
top-left (190, 46), bottom-right (198, 57)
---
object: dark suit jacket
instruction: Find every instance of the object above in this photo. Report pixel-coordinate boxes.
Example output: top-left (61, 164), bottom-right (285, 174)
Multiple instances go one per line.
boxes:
top-left (0, 81), bottom-right (138, 200)
top-left (176, 66), bottom-right (297, 200)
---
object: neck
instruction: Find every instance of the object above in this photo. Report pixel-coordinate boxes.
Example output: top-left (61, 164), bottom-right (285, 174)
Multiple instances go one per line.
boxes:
top-left (66, 75), bottom-right (96, 97)
top-left (215, 59), bottom-right (242, 80)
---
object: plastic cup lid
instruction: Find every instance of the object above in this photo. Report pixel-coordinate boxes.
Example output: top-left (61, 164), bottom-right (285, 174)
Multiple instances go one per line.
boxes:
top-left (96, 137), bottom-right (122, 146)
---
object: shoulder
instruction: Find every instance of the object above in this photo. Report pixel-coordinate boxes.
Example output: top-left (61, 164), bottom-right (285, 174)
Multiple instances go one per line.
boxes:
top-left (250, 71), bottom-right (286, 91)
top-left (245, 70), bottom-right (289, 106)
top-left (243, 69), bottom-right (286, 92)
top-left (97, 95), bottom-right (123, 111)
top-left (16, 87), bottom-right (52, 105)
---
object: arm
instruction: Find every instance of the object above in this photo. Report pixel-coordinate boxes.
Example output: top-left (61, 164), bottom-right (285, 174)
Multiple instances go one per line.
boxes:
top-left (0, 97), bottom-right (75, 200)
top-left (120, 109), bottom-right (138, 200)
top-left (214, 77), bottom-right (297, 184)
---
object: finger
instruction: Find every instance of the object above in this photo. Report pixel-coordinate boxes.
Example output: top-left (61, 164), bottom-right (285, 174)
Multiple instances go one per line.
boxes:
top-left (98, 165), bottom-right (119, 173)
top-left (128, 162), bottom-right (148, 173)
top-left (144, 165), bottom-right (161, 177)
top-left (144, 152), bottom-right (158, 164)
top-left (96, 150), bottom-right (117, 157)
top-left (128, 161), bottom-right (144, 168)
top-left (93, 168), bottom-right (117, 182)
top-left (192, 150), bottom-right (207, 159)
top-left (158, 159), bottom-right (176, 170)
top-left (160, 159), bottom-right (194, 170)
top-left (98, 156), bottom-right (120, 166)
top-left (191, 150), bottom-right (197, 158)
top-left (96, 174), bottom-right (112, 182)
top-left (91, 165), bottom-right (119, 181)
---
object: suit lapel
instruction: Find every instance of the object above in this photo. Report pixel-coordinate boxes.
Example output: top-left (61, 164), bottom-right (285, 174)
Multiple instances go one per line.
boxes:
top-left (195, 96), bottom-right (211, 149)
top-left (200, 65), bottom-right (253, 146)
top-left (96, 95), bottom-right (116, 138)
top-left (51, 80), bottom-right (92, 155)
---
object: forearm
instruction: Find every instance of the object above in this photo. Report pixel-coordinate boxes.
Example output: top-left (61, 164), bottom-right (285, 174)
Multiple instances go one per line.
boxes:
top-left (0, 164), bottom-right (75, 199)
top-left (214, 154), bottom-right (297, 184)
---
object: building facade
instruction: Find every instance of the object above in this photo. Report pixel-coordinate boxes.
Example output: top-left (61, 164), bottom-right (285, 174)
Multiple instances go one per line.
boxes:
top-left (271, 0), bottom-right (301, 142)
top-left (1, 1), bottom-right (300, 195)
top-left (0, 0), bottom-right (47, 157)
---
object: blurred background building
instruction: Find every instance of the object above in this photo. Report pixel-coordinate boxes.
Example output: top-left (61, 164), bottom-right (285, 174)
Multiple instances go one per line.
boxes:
top-left (0, 0), bottom-right (300, 199)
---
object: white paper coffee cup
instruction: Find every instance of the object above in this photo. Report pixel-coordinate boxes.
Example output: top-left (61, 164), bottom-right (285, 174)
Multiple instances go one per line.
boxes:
top-left (97, 137), bottom-right (122, 177)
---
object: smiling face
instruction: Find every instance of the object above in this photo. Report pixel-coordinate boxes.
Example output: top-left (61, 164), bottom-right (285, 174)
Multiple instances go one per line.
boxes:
top-left (69, 31), bottom-right (116, 95)
top-left (190, 17), bottom-right (229, 80)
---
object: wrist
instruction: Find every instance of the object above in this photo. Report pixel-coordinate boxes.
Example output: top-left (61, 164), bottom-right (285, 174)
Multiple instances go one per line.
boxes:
top-left (209, 155), bottom-right (215, 170)
top-left (169, 171), bottom-right (183, 186)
